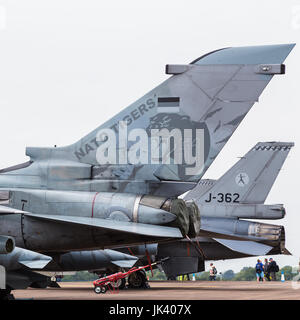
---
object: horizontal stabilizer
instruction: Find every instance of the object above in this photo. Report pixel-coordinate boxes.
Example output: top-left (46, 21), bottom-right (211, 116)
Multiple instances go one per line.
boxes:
top-left (213, 238), bottom-right (273, 255)
top-left (24, 213), bottom-right (183, 239)
top-left (111, 259), bottom-right (137, 268)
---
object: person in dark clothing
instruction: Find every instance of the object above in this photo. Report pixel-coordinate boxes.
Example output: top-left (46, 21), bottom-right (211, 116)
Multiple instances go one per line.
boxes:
top-left (268, 258), bottom-right (279, 281)
top-left (264, 258), bottom-right (270, 281)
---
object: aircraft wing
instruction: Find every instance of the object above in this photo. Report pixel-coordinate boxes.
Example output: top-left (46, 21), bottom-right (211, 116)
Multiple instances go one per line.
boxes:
top-left (213, 238), bottom-right (273, 255)
top-left (23, 212), bottom-right (183, 239)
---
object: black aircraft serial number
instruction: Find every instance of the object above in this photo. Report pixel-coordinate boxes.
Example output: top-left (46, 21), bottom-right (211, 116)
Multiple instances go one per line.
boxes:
top-left (205, 193), bottom-right (240, 203)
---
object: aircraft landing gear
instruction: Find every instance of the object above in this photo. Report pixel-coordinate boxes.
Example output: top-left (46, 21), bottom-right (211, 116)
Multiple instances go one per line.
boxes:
top-left (127, 270), bottom-right (149, 289)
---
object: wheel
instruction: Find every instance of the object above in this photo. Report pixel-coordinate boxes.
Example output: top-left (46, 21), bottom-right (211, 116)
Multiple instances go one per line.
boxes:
top-left (128, 271), bottom-right (147, 289)
top-left (101, 286), bottom-right (107, 293)
top-left (94, 286), bottom-right (102, 294)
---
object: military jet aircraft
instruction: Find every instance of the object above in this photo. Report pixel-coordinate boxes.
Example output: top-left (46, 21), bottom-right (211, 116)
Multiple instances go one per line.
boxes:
top-left (0, 44), bottom-right (295, 299)
top-left (117, 141), bottom-right (294, 281)
top-left (1, 140), bottom-right (292, 293)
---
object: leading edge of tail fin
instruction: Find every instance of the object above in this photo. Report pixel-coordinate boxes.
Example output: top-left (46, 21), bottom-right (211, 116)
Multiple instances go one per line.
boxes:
top-left (27, 44), bottom-right (295, 184)
top-left (184, 142), bottom-right (294, 204)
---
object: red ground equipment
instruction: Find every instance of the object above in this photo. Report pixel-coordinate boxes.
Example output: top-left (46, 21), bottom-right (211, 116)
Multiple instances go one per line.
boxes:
top-left (93, 258), bottom-right (167, 294)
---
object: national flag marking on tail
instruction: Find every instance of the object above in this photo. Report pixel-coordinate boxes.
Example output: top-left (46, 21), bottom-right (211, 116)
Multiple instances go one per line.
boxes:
top-left (157, 97), bottom-right (180, 113)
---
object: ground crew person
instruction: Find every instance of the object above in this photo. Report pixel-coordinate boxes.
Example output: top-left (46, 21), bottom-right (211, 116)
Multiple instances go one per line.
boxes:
top-left (209, 263), bottom-right (217, 281)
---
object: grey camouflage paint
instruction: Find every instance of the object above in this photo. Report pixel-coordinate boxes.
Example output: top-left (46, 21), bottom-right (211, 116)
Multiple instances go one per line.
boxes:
top-left (0, 44), bottom-right (295, 292)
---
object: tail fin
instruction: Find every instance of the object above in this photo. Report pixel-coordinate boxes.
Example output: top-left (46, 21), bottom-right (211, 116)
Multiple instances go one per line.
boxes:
top-left (185, 142), bottom-right (294, 204)
top-left (25, 44), bottom-right (295, 189)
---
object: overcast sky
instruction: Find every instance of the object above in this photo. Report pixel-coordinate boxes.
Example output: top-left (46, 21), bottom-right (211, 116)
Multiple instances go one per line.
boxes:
top-left (0, 0), bottom-right (299, 272)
